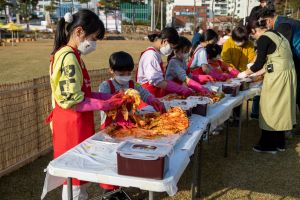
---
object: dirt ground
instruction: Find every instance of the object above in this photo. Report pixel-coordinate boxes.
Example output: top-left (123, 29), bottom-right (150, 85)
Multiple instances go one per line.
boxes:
top-left (1, 117), bottom-right (300, 200)
top-left (0, 39), bottom-right (151, 83)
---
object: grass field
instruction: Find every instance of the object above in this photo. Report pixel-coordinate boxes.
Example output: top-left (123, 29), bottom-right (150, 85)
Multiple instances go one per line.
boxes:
top-left (0, 39), bottom-right (151, 83)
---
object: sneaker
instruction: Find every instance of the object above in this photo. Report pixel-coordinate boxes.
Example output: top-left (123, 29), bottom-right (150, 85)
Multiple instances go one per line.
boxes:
top-left (252, 145), bottom-right (277, 154)
top-left (276, 147), bottom-right (286, 152)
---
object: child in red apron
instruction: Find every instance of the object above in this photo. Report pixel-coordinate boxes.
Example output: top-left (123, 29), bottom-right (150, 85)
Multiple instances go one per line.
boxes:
top-left (187, 29), bottom-right (219, 76)
top-left (99, 51), bottom-right (166, 129)
top-left (46, 10), bottom-right (128, 200)
top-left (206, 44), bottom-right (240, 81)
top-left (165, 36), bottom-right (213, 95)
top-left (137, 27), bottom-right (194, 98)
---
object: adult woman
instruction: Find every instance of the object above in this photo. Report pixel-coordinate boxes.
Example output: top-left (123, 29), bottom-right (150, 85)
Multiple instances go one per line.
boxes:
top-left (47, 10), bottom-right (126, 199)
top-left (239, 18), bottom-right (297, 153)
top-left (137, 27), bottom-right (193, 98)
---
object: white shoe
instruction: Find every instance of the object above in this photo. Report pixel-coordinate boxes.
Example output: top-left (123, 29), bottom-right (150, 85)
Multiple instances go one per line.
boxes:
top-left (62, 184), bottom-right (89, 200)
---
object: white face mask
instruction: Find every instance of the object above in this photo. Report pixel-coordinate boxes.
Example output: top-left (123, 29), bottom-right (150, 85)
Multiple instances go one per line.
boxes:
top-left (160, 43), bottom-right (173, 56)
top-left (78, 40), bottom-right (97, 55)
top-left (183, 53), bottom-right (190, 61)
top-left (115, 75), bottom-right (132, 85)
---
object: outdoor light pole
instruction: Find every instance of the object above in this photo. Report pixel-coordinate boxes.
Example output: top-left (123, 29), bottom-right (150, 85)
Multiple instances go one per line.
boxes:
top-left (151, 0), bottom-right (154, 31)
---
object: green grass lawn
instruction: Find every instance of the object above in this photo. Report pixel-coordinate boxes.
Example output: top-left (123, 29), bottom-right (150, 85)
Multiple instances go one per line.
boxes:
top-left (0, 39), bottom-right (150, 84)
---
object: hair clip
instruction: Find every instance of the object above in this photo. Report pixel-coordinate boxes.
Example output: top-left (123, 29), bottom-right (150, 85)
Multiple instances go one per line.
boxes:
top-left (64, 12), bottom-right (73, 23)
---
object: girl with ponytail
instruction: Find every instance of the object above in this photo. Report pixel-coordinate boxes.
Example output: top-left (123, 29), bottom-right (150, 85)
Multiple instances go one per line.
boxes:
top-left (46, 9), bottom-right (127, 199)
top-left (137, 27), bottom-right (195, 100)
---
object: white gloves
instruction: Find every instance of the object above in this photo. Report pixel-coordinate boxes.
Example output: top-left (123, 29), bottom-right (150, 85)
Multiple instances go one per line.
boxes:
top-left (237, 71), bottom-right (248, 78)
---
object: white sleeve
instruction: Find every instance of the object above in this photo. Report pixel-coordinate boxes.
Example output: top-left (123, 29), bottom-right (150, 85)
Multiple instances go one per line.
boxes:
top-left (140, 51), bottom-right (164, 86)
top-left (196, 49), bottom-right (208, 66)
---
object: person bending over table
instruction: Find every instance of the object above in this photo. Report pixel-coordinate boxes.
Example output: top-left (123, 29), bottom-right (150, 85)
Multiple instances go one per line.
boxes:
top-left (137, 27), bottom-right (193, 98)
top-left (46, 10), bottom-right (127, 200)
top-left (238, 18), bottom-right (297, 154)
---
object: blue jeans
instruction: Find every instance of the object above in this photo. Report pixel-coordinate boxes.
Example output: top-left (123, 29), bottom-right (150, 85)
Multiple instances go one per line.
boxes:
top-left (252, 95), bottom-right (260, 116)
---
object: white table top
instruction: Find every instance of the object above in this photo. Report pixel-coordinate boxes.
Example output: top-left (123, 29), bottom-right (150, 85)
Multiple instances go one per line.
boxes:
top-left (42, 86), bottom-right (262, 199)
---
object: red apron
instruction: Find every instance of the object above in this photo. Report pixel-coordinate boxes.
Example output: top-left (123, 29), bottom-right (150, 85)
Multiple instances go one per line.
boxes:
top-left (136, 47), bottom-right (166, 99)
top-left (187, 46), bottom-right (205, 75)
top-left (100, 80), bottom-right (134, 129)
top-left (46, 46), bottom-right (94, 186)
top-left (99, 79), bottom-right (135, 190)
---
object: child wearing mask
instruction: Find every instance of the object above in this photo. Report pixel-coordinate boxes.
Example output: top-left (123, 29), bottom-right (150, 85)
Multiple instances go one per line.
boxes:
top-left (166, 36), bottom-right (213, 94)
top-left (46, 10), bottom-right (127, 200)
top-left (188, 29), bottom-right (219, 75)
top-left (137, 27), bottom-right (193, 98)
top-left (206, 43), bottom-right (240, 81)
top-left (99, 51), bottom-right (166, 128)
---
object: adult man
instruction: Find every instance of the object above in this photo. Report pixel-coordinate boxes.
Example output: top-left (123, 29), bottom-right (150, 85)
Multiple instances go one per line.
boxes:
top-left (260, 8), bottom-right (300, 109)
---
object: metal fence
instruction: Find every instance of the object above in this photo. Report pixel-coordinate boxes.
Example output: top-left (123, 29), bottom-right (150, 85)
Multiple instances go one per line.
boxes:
top-left (0, 69), bottom-right (111, 177)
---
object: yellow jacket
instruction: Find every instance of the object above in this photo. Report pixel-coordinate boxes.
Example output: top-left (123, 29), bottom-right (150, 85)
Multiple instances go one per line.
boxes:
top-left (221, 38), bottom-right (256, 71)
top-left (50, 46), bottom-right (84, 109)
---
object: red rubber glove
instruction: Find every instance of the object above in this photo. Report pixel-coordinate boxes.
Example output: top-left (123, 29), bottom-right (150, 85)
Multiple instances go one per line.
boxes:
top-left (91, 92), bottom-right (112, 100)
top-left (165, 80), bottom-right (193, 97)
top-left (187, 79), bottom-right (211, 94)
top-left (75, 93), bottom-right (127, 112)
top-left (191, 74), bottom-right (214, 84)
top-left (147, 96), bottom-right (166, 113)
top-left (228, 68), bottom-right (239, 78)
top-left (209, 69), bottom-right (228, 81)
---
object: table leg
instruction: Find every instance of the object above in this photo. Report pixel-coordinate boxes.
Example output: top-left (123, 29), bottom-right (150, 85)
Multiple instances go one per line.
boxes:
top-left (206, 123), bottom-right (211, 144)
top-left (191, 142), bottom-right (199, 200)
top-left (149, 191), bottom-right (154, 200)
top-left (246, 99), bottom-right (249, 127)
top-left (196, 135), bottom-right (203, 198)
top-left (237, 103), bottom-right (243, 153)
top-left (67, 177), bottom-right (73, 200)
top-left (224, 120), bottom-right (229, 158)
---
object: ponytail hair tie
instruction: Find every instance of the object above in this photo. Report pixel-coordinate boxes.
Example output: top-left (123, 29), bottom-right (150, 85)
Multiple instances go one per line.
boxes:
top-left (64, 12), bottom-right (73, 23)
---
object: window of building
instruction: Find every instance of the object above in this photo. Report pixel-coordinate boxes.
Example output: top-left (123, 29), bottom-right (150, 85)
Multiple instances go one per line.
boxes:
top-left (237, 10), bottom-right (240, 13)
top-left (237, 4), bottom-right (240, 7)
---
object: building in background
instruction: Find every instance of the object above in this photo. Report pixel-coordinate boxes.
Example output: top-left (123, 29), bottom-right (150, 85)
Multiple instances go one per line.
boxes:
top-left (120, 1), bottom-right (151, 23)
top-left (227, 0), bottom-right (259, 19)
top-left (166, 0), bottom-right (207, 31)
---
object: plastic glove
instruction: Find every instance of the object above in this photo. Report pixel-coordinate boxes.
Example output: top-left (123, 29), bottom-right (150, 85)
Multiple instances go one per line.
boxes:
top-left (75, 93), bottom-right (127, 112)
top-left (237, 71), bottom-right (248, 78)
top-left (228, 68), bottom-right (239, 78)
top-left (191, 74), bottom-right (214, 84)
top-left (187, 79), bottom-right (211, 95)
top-left (116, 117), bottom-right (136, 129)
top-left (147, 96), bottom-right (166, 113)
top-left (208, 69), bottom-right (228, 81)
top-left (91, 92), bottom-right (112, 100)
top-left (165, 80), bottom-right (193, 97)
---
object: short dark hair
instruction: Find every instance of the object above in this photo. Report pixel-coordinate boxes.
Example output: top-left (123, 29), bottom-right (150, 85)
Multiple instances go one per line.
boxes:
top-left (231, 26), bottom-right (249, 42)
top-left (206, 44), bottom-right (222, 59)
top-left (259, 7), bottom-right (276, 18)
top-left (173, 36), bottom-right (192, 51)
top-left (109, 51), bottom-right (134, 72)
top-left (147, 27), bottom-right (179, 45)
top-left (200, 29), bottom-right (219, 43)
